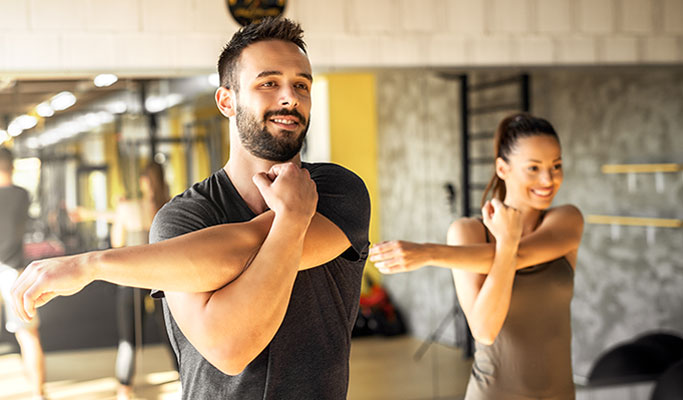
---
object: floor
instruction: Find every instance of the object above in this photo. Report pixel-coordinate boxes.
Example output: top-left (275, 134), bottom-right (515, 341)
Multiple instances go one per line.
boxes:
top-left (0, 336), bottom-right (472, 400)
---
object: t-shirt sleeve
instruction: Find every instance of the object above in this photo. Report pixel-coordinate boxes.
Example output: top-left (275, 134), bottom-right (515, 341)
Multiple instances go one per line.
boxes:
top-left (149, 195), bottom-right (216, 298)
top-left (308, 163), bottom-right (371, 261)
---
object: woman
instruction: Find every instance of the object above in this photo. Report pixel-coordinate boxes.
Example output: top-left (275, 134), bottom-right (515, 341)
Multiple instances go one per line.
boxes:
top-left (369, 113), bottom-right (583, 399)
top-left (72, 161), bottom-right (172, 400)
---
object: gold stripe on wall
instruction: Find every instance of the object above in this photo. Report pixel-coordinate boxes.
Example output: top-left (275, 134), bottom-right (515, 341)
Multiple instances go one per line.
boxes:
top-left (601, 163), bottom-right (681, 174)
top-left (587, 215), bottom-right (682, 228)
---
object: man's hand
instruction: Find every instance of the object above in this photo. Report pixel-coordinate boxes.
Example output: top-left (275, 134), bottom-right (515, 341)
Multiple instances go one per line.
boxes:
top-left (11, 253), bottom-right (96, 322)
top-left (368, 240), bottom-right (431, 274)
top-left (252, 163), bottom-right (318, 223)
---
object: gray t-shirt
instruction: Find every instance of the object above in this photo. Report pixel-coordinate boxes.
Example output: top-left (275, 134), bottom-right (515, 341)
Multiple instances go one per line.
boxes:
top-left (0, 185), bottom-right (29, 269)
top-left (150, 162), bottom-right (370, 399)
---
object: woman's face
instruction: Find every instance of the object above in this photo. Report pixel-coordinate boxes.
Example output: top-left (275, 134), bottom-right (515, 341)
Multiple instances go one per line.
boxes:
top-left (498, 135), bottom-right (563, 211)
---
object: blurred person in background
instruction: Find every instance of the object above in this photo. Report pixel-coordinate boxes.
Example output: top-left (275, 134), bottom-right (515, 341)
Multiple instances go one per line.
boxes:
top-left (71, 161), bottom-right (174, 400)
top-left (0, 147), bottom-right (46, 400)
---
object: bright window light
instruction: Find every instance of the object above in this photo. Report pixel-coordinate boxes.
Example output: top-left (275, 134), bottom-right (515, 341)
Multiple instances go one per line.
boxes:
top-left (208, 73), bottom-right (220, 87)
top-left (50, 91), bottom-right (77, 111)
top-left (94, 74), bottom-right (118, 88)
top-left (14, 157), bottom-right (41, 171)
top-left (36, 102), bottom-right (55, 117)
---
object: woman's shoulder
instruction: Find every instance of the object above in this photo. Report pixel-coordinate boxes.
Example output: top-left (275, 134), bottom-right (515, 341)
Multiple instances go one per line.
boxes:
top-left (447, 217), bottom-right (488, 245)
top-left (544, 204), bottom-right (584, 225)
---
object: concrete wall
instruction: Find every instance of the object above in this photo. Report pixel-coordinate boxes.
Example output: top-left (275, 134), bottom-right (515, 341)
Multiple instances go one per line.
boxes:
top-left (377, 66), bottom-right (683, 380)
top-left (376, 71), bottom-right (462, 341)
top-left (1, 0), bottom-right (683, 76)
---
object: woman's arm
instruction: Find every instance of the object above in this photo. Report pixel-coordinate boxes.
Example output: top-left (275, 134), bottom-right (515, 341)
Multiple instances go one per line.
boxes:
top-left (450, 200), bottom-right (521, 345)
top-left (369, 205), bottom-right (583, 274)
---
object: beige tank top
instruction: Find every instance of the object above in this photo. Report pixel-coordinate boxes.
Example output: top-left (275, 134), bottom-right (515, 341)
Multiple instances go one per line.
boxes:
top-left (465, 220), bottom-right (575, 400)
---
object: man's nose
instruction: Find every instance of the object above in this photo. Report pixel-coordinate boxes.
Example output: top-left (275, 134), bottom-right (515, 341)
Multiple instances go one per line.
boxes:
top-left (279, 85), bottom-right (299, 108)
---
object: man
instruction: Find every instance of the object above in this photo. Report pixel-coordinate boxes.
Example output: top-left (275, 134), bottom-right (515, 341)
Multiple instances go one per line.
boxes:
top-left (0, 147), bottom-right (46, 400)
top-left (12, 18), bottom-right (370, 399)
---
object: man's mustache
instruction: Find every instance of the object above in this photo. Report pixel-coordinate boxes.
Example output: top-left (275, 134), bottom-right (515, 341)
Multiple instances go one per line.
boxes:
top-left (263, 109), bottom-right (306, 125)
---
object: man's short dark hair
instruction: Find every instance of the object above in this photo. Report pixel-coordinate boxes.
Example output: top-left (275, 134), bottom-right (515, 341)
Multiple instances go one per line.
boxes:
top-left (217, 17), bottom-right (307, 92)
top-left (0, 146), bottom-right (14, 173)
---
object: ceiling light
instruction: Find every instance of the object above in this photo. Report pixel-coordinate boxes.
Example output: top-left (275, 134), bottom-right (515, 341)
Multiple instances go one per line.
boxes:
top-left (97, 111), bottom-right (114, 124)
top-left (50, 91), bottom-right (77, 111)
top-left (106, 101), bottom-right (127, 114)
top-left (36, 102), bottom-right (55, 117)
top-left (145, 96), bottom-right (166, 113)
top-left (7, 123), bottom-right (22, 137)
top-left (94, 74), bottom-right (118, 88)
top-left (15, 115), bottom-right (38, 130)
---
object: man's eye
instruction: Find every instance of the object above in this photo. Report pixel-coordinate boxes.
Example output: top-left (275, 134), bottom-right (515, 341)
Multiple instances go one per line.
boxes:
top-left (295, 83), bottom-right (309, 91)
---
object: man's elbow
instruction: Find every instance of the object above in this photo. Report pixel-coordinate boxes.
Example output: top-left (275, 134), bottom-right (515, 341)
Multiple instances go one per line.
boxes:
top-left (471, 325), bottom-right (500, 346)
top-left (211, 345), bottom-right (254, 376)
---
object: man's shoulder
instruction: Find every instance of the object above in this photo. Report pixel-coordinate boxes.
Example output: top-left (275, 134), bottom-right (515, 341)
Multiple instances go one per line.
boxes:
top-left (303, 162), bottom-right (368, 194)
top-left (150, 170), bottom-right (232, 242)
top-left (303, 161), bottom-right (359, 178)
top-left (0, 185), bottom-right (29, 204)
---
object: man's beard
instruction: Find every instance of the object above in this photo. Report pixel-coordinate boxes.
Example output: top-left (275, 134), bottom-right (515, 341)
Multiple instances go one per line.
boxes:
top-left (236, 104), bottom-right (309, 162)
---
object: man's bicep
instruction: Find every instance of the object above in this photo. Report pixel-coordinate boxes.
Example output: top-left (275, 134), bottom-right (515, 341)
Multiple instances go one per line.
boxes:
top-left (165, 291), bottom-right (225, 362)
top-left (306, 164), bottom-right (371, 269)
top-left (300, 213), bottom-right (352, 270)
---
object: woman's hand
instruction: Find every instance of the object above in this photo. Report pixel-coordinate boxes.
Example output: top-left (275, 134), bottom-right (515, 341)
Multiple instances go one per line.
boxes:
top-left (369, 240), bottom-right (431, 274)
top-left (482, 199), bottom-right (522, 246)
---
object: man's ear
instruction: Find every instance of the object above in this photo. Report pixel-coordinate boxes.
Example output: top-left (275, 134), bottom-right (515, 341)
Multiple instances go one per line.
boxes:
top-left (215, 87), bottom-right (236, 118)
top-left (495, 157), bottom-right (510, 180)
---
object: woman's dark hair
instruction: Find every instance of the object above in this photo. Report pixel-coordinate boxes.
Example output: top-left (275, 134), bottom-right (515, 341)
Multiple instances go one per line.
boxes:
top-left (481, 113), bottom-right (560, 207)
top-left (217, 17), bottom-right (306, 91)
top-left (141, 161), bottom-right (169, 213)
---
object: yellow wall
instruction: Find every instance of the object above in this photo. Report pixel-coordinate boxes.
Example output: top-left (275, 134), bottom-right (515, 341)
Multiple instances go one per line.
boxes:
top-left (103, 128), bottom-right (125, 206)
top-left (324, 73), bottom-right (381, 286)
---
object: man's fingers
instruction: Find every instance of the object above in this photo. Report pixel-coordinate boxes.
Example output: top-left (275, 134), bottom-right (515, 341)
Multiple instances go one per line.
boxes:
top-left (35, 291), bottom-right (58, 309)
top-left (10, 268), bottom-right (34, 322)
top-left (252, 172), bottom-right (273, 192)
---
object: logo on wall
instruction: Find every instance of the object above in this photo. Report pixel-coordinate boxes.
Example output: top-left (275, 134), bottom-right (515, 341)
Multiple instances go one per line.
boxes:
top-left (226, 0), bottom-right (287, 26)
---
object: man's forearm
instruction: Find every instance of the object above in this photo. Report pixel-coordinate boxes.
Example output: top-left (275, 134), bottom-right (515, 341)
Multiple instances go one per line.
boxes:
top-left (94, 212), bottom-right (274, 292)
top-left (167, 212), bottom-right (310, 375)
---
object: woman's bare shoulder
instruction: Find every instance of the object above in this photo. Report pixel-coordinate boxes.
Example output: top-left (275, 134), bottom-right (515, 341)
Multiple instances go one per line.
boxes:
top-left (448, 217), bottom-right (487, 245)
top-left (544, 204), bottom-right (584, 225)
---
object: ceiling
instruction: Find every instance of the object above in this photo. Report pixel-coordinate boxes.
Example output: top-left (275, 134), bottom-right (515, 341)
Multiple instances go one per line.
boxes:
top-left (0, 78), bottom-right (127, 125)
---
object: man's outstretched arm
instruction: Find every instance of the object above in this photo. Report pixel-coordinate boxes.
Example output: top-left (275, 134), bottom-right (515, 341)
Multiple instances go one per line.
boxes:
top-left (11, 202), bottom-right (349, 323)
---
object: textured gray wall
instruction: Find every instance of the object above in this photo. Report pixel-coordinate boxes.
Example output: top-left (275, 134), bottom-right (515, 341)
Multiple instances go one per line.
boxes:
top-left (376, 67), bottom-right (683, 379)
top-left (376, 71), bottom-right (462, 343)
top-left (533, 68), bottom-right (683, 378)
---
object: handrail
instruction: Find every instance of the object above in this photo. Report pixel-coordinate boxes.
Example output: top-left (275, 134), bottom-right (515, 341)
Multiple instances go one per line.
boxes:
top-left (601, 163), bottom-right (681, 174)
top-left (586, 215), bottom-right (682, 228)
